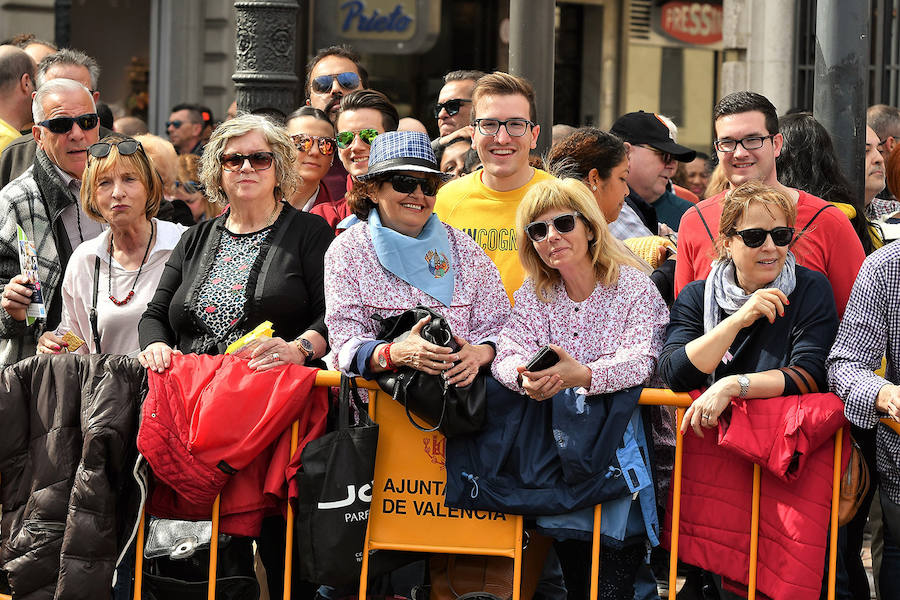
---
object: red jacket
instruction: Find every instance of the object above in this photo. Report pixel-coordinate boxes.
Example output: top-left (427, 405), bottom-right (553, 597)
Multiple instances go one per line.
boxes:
top-left (137, 354), bottom-right (329, 537)
top-left (663, 391), bottom-right (850, 600)
top-left (674, 189), bottom-right (864, 317)
top-left (310, 177), bottom-right (352, 234)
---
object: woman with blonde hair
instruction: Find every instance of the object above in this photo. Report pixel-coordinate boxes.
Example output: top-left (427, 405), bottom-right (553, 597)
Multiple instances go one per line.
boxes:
top-left (491, 177), bottom-right (669, 599)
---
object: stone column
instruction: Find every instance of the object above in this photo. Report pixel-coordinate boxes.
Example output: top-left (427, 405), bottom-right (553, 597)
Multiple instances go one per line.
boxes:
top-left (233, 0), bottom-right (299, 119)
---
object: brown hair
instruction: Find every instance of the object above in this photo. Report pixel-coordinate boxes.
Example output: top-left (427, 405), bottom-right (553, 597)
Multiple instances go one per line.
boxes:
top-left (516, 178), bottom-right (644, 302)
top-left (81, 134), bottom-right (162, 223)
top-left (715, 181), bottom-right (796, 260)
top-left (471, 72), bottom-right (537, 123)
top-left (887, 144), bottom-right (900, 200)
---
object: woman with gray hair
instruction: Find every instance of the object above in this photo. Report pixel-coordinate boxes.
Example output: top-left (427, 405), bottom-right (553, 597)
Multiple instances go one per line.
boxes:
top-left (138, 113), bottom-right (333, 370)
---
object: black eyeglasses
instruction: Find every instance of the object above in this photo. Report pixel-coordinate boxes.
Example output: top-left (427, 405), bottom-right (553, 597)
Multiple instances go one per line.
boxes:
top-left (174, 180), bottom-right (205, 194)
top-left (638, 145), bottom-right (673, 164)
top-left (165, 120), bottom-right (185, 129)
top-left (433, 98), bottom-right (472, 119)
top-left (473, 118), bottom-right (535, 137)
top-left (387, 174), bottom-right (439, 196)
top-left (292, 133), bottom-right (336, 156)
top-left (89, 139), bottom-right (143, 159)
top-left (311, 72), bottom-right (361, 94)
top-left (38, 113), bottom-right (99, 134)
top-left (221, 152), bottom-right (275, 172)
top-left (714, 135), bottom-right (775, 153)
top-left (524, 212), bottom-right (582, 242)
top-left (336, 128), bottom-right (379, 149)
top-left (730, 226), bottom-right (794, 248)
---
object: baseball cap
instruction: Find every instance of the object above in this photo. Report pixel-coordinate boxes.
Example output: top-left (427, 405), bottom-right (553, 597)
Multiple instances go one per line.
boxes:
top-left (611, 111), bottom-right (697, 162)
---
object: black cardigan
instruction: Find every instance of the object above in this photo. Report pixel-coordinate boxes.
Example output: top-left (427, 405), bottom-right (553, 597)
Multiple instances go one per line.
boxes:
top-left (139, 203), bottom-right (333, 355)
top-left (658, 265), bottom-right (839, 394)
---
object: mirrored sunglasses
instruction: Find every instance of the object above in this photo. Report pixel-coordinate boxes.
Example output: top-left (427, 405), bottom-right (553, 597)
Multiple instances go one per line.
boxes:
top-left (38, 113), bottom-right (99, 134)
top-left (731, 226), bottom-right (795, 248)
top-left (89, 139), bottom-right (143, 159)
top-left (433, 98), bottom-right (472, 119)
top-left (221, 151), bottom-right (275, 172)
top-left (336, 128), bottom-right (379, 149)
top-left (525, 212), bottom-right (582, 242)
top-left (388, 174), bottom-right (439, 197)
top-left (311, 71), bottom-right (361, 94)
top-left (292, 133), bottom-right (336, 156)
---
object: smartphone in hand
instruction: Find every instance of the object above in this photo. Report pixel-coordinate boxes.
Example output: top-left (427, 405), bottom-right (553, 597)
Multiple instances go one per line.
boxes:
top-left (524, 345), bottom-right (560, 372)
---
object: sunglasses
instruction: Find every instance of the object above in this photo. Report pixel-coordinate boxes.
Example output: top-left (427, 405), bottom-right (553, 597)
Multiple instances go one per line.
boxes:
top-left (638, 145), bottom-right (673, 164)
top-left (730, 226), bottom-right (795, 248)
top-left (175, 180), bottom-right (204, 194)
top-left (165, 120), bottom-right (185, 129)
top-left (310, 71), bottom-right (361, 94)
top-left (433, 98), bottom-right (472, 119)
top-left (221, 152), bottom-right (275, 172)
top-left (89, 139), bottom-right (143, 159)
top-left (292, 133), bottom-right (336, 156)
top-left (525, 212), bottom-right (582, 242)
top-left (386, 174), bottom-right (440, 196)
top-left (336, 128), bottom-right (379, 149)
top-left (38, 113), bottom-right (99, 134)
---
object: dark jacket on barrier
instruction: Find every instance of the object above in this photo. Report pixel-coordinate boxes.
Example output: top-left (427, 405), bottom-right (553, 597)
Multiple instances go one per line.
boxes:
top-left (0, 354), bottom-right (146, 600)
top-left (445, 377), bottom-right (645, 515)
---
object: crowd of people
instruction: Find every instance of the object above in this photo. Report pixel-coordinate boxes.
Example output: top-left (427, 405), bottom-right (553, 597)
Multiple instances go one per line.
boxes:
top-left (1, 35), bottom-right (900, 600)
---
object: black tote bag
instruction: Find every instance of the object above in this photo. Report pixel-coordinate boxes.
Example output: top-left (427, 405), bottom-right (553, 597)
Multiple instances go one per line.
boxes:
top-left (293, 374), bottom-right (379, 586)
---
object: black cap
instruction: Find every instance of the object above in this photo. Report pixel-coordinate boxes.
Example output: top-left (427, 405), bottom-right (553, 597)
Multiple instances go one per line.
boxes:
top-left (611, 111), bottom-right (697, 162)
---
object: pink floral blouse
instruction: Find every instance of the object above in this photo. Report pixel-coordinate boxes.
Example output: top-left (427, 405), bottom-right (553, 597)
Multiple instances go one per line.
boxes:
top-left (324, 221), bottom-right (510, 373)
top-left (492, 265), bottom-right (669, 395)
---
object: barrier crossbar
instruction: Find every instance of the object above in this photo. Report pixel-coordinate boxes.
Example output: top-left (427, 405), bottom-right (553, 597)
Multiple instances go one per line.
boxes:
top-left (121, 374), bottom-right (842, 600)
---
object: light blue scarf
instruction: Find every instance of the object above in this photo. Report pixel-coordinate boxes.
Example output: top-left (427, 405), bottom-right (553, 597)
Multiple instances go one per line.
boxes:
top-left (369, 209), bottom-right (455, 306)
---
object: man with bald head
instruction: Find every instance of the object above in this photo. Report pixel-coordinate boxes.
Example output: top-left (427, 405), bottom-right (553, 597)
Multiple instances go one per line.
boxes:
top-left (0, 78), bottom-right (102, 364)
top-left (0, 45), bottom-right (35, 152)
top-left (0, 47), bottom-right (105, 187)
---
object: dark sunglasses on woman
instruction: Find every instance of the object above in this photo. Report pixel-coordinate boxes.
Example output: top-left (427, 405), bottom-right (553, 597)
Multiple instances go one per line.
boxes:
top-left (89, 139), bottom-right (143, 159)
top-left (525, 212), bottom-right (582, 243)
top-left (433, 98), bottom-right (472, 119)
top-left (39, 113), bottom-right (99, 134)
top-left (731, 226), bottom-right (795, 248)
top-left (221, 152), bottom-right (275, 172)
top-left (310, 72), bottom-right (361, 94)
top-left (388, 174), bottom-right (439, 197)
top-left (336, 128), bottom-right (379, 149)
top-left (291, 133), bottom-right (336, 156)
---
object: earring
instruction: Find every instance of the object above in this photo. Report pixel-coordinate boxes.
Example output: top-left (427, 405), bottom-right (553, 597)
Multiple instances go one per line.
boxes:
top-left (591, 185), bottom-right (597, 191)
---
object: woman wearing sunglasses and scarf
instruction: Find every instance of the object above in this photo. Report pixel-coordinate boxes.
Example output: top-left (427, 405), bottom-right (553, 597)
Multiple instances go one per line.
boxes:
top-left (36, 134), bottom-right (186, 356)
top-left (325, 130), bottom-right (509, 391)
top-left (658, 181), bottom-right (840, 599)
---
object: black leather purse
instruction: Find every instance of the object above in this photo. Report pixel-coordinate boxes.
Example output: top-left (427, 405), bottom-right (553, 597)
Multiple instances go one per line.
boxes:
top-left (373, 305), bottom-right (486, 437)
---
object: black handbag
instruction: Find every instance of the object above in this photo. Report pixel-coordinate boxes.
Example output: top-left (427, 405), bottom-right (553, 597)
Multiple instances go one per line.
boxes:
top-left (293, 374), bottom-right (379, 586)
top-left (373, 305), bottom-right (486, 437)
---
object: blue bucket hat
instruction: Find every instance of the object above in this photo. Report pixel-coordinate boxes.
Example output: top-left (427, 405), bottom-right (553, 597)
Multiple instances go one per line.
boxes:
top-left (357, 131), bottom-right (454, 181)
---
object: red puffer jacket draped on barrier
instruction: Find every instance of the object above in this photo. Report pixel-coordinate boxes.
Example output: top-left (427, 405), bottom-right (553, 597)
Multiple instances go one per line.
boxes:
top-left (137, 353), bottom-right (329, 537)
top-left (663, 391), bottom-right (851, 600)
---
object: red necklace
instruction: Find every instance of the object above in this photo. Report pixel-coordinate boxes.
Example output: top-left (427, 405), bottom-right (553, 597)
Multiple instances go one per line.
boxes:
top-left (108, 221), bottom-right (154, 306)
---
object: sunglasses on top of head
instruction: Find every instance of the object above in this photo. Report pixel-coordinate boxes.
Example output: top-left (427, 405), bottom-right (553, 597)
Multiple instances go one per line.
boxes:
top-left (336, 128), bottom-right (379, 149)
top-left (291, 133), bottom-right (336, 156)
top-left (433, 98), bottom-right (472, 119)
top-left (174, 180), bottom-right (205, 194)
top-left (524, 212), bottom-right (582, 242)
top-left (89, 139), bottom-right (143, 159)
top-left (38, 113), bottom-right (99, 134)
top-left (221, 152), bottom-right (275, 172)
top-left (310, 72), bottom-right (361, 94)
top-left (386, 174), bottom-right (439, 197)
top-left (730, 226), bottom-right (795, 248)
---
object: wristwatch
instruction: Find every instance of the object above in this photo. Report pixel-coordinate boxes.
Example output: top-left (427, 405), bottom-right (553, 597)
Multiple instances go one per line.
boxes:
top-left (737, 374), bottom-right (750, 398)
top-left (294, 337), bottom-right (314, 362)
top-left (377, 343), bottom-right (395, 370)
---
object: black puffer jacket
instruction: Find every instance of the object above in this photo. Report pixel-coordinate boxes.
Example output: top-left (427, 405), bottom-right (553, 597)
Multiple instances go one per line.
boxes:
top-left (0, 354), bottom-right (147, 600)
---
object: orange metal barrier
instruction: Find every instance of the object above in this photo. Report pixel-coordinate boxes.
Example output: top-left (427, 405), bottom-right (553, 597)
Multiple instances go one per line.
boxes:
top-left (127, 376), bottom-right (844, 600)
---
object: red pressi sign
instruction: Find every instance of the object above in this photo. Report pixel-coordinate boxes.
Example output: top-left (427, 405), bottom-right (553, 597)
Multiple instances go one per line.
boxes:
top-left (659, 1), bottom-right (723, 45)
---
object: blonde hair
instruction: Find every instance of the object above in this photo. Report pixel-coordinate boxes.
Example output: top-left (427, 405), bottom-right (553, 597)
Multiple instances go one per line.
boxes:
top-left (716, 181), bottom-right (797, 260)
top-left (176, 154), bottom-right (220, 221)
top-left (471, 71), bottom-right (537, 123)
top-left (134, 134), bottom-right (178, 197)
top-left (199, 113), bottom-right (298, 206)
top-left (516, 178), bottom-right (644, 302)
top-left (704, 163), bottom-right (729, 199)
top-left (81, 134), bottom-right (162, 223)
